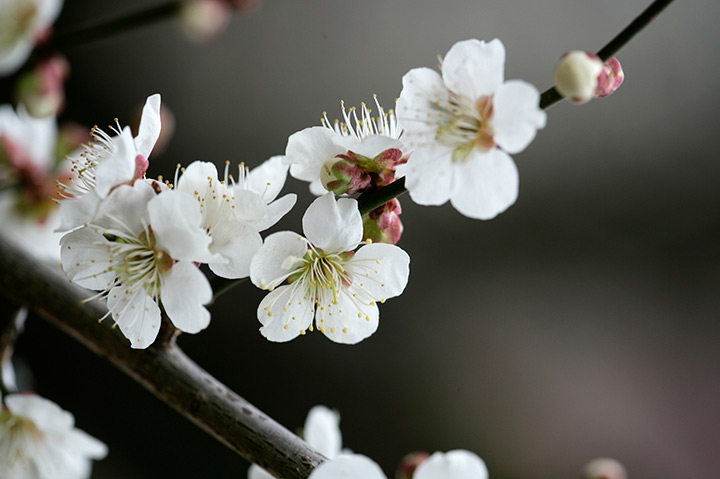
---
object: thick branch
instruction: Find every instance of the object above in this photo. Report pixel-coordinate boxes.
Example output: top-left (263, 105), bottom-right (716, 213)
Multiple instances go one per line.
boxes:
top-left (0, 235), bottom-right (326, 479)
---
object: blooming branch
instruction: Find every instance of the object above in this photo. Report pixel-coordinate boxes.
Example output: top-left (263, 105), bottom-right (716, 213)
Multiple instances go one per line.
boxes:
top-left (0, 234), bottom-right (326, 479)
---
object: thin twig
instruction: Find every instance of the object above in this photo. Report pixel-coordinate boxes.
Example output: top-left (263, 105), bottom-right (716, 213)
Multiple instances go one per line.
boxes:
top-left (51, 2), bottom-right (183, 51)
top-left (0, 235), bottom-right (326, 479)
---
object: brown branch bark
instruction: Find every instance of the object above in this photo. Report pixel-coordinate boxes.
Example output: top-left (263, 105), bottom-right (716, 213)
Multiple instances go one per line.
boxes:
top-left (0, 234), bottom-right (326, 479)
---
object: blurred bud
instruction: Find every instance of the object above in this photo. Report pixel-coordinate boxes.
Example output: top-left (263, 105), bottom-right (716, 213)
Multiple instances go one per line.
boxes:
top-left (14, 55), bottom-right (70, 118)
top-left (554, 51), bottom-right (604, 104)
top-left (363, 198), bottom-right (403, 245)
top-left (395, 451), bottom-right (430, 479)
top-left (180, 0), bottom-right (233, 42)
top-left (595, 57), bottom-right (624, 98)
top-left (226, 0), bottom-right (264, 13)
top-left (583, 458), bottom-right (627, 479)
top-left (320, 154), bottom-right (372, 195)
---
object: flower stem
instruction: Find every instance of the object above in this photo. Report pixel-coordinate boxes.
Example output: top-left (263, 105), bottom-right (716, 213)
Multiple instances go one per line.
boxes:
top-left (540, 0), bottom-right (675, 109)
top-left (51, 1), bottom-right (183, 51)
top-left (358, 0), bottom-right (676, 210)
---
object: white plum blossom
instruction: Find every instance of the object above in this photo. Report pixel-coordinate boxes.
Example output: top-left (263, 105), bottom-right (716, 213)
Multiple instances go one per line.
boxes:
top-left (286, 96), bottom-right (403, 195)
top-left (0, 393), bottom-right (107, 479)
top-left (0, 0), bottom-right (63, 76)
top-left (0, 103), bottom-right (64, 260)
top-left (60, 180), bottom-right (218, 349)
top-left (57, 93), bottom-right (162, 232)
top-left (250, 193), bottom-right (409, 344)
top-left (173, 157), bottom-right (296, 279)
top-left (249, 405), bottom-right (342, 479)
top-left (308, 450), bottom-right (488, 479)
top-left (397, 38), bottom-right (546, 220)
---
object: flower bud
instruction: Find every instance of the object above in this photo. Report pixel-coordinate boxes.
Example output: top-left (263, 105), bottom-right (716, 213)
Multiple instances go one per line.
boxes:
top-left (395, 451), bottom-right (429, 479)
top-left (14, 55), bottom-right (69, 117)
top-left (363, 198), bottom-right (403, 245)
top-left (370, 147), bottom-right (405, 188)
top-left (583, 458), bottom-right (627, 479)
top-left (554, 51), bottom-right (604, 104)
top-left (180, 0), bottom-right (233, 42)
top-left (320, 154), bottom-right (371, 195)
top-left (595, 57), bottom-right (624, 98)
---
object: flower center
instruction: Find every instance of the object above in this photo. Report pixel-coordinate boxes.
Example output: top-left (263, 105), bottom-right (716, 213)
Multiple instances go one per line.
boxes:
top-left (288, 249), bottom-right (353, 304)
top-left (107, 228), bottom-right (173, 297)
top-left (435, 93), bottom-right (495, 162)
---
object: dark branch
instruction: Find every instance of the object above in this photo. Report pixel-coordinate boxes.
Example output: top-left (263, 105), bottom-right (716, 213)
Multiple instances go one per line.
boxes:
top-left (0, 235), bottom-right (326, 479)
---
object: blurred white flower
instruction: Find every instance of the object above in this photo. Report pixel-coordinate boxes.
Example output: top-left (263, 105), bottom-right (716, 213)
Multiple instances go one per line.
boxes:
top-left (0, 103), bottom-right (63, 260)
top-left (397, 38), bottom-right (546, 220)
top-left (0, 0), bottom-right (63, 76)
top-left (308, 450), bottom-right (487, 479)
top-left (248, 405), bottom-right (342, 479)
top-left (0, 393), bottom-right (107, 479)
top-left (60, 181), bottom-right (217, 349)
top-left (57, 93), bottom-right (162, 232)
top-left (286, 96), bottom-right (403, 195)
top-left (250, 193), bottom-right (409, 344)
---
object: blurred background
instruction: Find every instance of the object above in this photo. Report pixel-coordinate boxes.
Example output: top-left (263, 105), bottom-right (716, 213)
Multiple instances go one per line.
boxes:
top-left (3, 0), bottom-right (720, 478)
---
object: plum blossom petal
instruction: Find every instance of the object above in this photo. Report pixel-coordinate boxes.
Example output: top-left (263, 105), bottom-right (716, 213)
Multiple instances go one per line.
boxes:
top-left (93, 127), bottom-right (136, 198)
top-left (441, 38), bottom-right (505, 99)
top-left (250, 231), bottom-right (309, 290)
top-left (318, 292), bottom-right (379, 345)
top-left (492, 80), bottom-right (546, 154)
top-left (257, 285), bottom-right (314, 342)
top-left (287, 127), bottom-right (344, 183)
top-left (161, 260), bottom-right (212, 334)
top-left (302, 193), bottom-right (362, 253)
top-left (133, 93), bottom-right (162, 159)
top-left (308, 454), bottom-right (387, 479)
top-left (148, 189), bottom-right (216, 263)
top-left (414, 450), bottom-right (488, 479)
top-left (248, 465), bottom-right (276, 479)
top-left (449, 148), bottom-right (518, 220)
top-left (347, 243), bottom-right (410, 300)
top-left (404, 144), bottom-right (454, 206)
top-left (207, 220), bottom-right (262, 278)
top-left (59, 226), bottom-right (114, 290)
top-left (244, 155), bottom-right (289, 203)
top-left (107, 285), bottom-right (162, 349)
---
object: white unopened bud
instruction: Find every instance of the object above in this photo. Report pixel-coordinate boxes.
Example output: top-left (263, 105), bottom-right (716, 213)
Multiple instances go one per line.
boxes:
top-left (554, 51), bottom-right (604, 104)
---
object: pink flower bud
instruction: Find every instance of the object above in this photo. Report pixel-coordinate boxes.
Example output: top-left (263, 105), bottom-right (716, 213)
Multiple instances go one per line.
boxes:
top-left (320, 154), bottom-right (372, 195)
top-left (395, 451), bottom-right (430, 479)
top-left (362, 199), bottom-right (403, 245)
top-left (134, 155), bottom-right (149, 180)
top-left (14, 55), bottom-right (70, 118)
top-left (555, 51), bottom-right (625, 104)
top-left (595, 57), bottom-right (624, 98)
top-left (583, 458), bottom-right (627, 479)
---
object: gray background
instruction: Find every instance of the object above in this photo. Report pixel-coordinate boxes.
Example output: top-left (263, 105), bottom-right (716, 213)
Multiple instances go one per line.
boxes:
top-left (9, 0), bottom-right (720, 478)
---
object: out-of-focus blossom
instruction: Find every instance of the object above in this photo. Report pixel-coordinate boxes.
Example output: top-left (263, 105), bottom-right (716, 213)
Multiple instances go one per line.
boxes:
top-left (583, 458), bottom-right (627, 479)
top-left (60, 181), bottom-right (216, 349)
top-left (395, 451), bottom-right (430, 479)
top-left (0, 103), bottom-right (64, 260)
top-left (248, 405), bottom-right (342, 479)
top-left (309, 450), bottom-right (487, 479)
top-left (15, 54), bottom-right (69, 118)
top-left (0, 0), bottom-right (63, 76)
top-left (250, 193), bottom-right (409, 344)
top-left (397, 38), bottom-right (546, 220)
top-left (554, 51), bottom-right (624, 104)
top-left (0, 393), bottom-right (107, 479)
top-left (180, 0), bottom-right (232, 42)
top-left (57, 93), bottom-right (162, 232)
